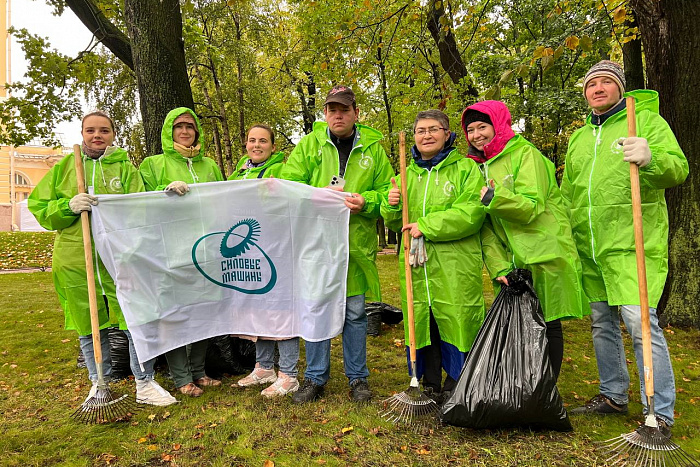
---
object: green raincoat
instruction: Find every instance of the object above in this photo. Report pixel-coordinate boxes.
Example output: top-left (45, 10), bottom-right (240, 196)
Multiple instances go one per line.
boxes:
top-left (561, 90), bottom-right (688, 307)
top-left (381, 149), bottom-right (485, 356)
top-left (281, 121), bottom-right (394, 300)
top-left (227, 152), bottom-right (285, 180)
top-left (477, 134), bottom-right (588, 322)
top-left (139, 107), bottom-right (224, 190)
top-left (27, 148), bottom-right (144, 335)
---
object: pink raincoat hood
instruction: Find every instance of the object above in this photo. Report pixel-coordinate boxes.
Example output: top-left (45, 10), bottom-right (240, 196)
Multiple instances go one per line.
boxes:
top-left (461, 100), bottom-right (516, 162)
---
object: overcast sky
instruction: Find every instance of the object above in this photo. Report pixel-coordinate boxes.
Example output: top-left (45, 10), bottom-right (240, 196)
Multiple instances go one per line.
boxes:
top-left (10, 0), bottom-right (93, 145)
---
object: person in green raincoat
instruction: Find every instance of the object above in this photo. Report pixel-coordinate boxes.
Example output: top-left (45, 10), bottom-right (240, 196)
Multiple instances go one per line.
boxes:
top-left (461, 100), bottom-right (588, 381)
top-left (139, 107), bottom-right (224, 193)
top-left (281, 85), bottom-right (394, 404)
top-left (139, 107), bottom-right (224, 397)
top-left (230, 124), bottom-right (299, 398)
top-left (228, 124), bottom-right (285, 181)
top-left (562, 61), bottom-right (688, 436)
top-left (382, 109), bottom-right (485, 402)
top-left (28, 111), bottom-right (177, 407)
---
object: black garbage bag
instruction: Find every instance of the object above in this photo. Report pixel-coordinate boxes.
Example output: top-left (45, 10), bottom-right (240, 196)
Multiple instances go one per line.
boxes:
top-left (441, 269), bottom-right (572, 431)
top-left (366, 301), bottom-right (403, 325)
top-left (366, 302), bottom-right (403, 336)
top-left (108, 328), bottom-right (133, 380)
top-left (205, 335), bottom-right (256, 379)
top-left (75, 329), bottom-right (132, 379)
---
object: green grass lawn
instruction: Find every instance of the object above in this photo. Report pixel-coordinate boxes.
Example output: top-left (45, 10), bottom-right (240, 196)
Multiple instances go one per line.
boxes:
top-left (1, 252), bottom-right (699, 466)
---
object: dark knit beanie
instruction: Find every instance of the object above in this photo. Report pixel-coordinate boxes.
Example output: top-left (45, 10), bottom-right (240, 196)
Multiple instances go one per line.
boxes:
top-left (583, 60), bottom-right (626, 96)
top-left (462, 109), bottom-right (493, 128)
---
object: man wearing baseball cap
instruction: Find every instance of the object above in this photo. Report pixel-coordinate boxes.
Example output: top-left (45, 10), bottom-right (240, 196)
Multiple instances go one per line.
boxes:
top-left (282, 85), bottom-right (394, 404)
top-left (561, 60), bottom-right (688, 437)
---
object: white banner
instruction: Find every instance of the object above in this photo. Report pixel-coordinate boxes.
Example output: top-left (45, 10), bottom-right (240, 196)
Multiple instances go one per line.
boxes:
top-left (91, 179), bottom-right (349, 363)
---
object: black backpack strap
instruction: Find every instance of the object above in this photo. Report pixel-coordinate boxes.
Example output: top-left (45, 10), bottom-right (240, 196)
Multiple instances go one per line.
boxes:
top-left (257, 167), bottom-right (267, 179)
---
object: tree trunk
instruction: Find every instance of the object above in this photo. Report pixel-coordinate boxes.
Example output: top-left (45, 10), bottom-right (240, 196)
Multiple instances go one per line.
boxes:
top-left (426, 0), bottom-right (478, 97)
top-left (124, 0), bottom-right (194, 155)
top-left (208, 56), bottom-right (235, 174)
top-left (622, 12), bottom-right (645, 91)
top-left (630, 0), bottom-right (700, 327)
top-left (232, 12), bottom-right (246, 158)
top-left (294, 71), bottom-right (316, 134)
top-left (194, 66), bottom-right (226, 177)
top-left (377, 217), bottom-right (387, 250)
top-left (377, 46), bottom-right (395, 160)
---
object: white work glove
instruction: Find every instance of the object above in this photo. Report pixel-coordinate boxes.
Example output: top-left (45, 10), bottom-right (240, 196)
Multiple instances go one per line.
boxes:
top-left (408, 237), bottom-right (428, 268)
top-left (69, 193), bottom-right (98, 214)
top-left (622, 137), bottom-right (652, 167)
top-left (165, 180), bottom-right (189, 196)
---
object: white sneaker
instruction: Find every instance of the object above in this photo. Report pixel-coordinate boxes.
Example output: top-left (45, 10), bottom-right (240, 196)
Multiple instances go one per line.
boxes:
top-left (136, 379), bottom-right (178, 406)
top-left (260, 372), bottom-right (299, 398)
top-left (237, 363), bottom-right (277, 387)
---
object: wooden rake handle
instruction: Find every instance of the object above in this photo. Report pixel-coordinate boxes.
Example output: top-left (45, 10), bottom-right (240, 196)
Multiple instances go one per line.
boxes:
top-left (74, 144), bottom-right (103, 365)
top-left (398, 133), bottom-right (418, 363)
top-left (627, 98), bottom-right (654, 397)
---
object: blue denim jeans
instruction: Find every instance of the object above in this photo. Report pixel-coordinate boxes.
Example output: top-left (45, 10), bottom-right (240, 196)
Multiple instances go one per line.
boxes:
top-left (80, 329), bottom-right (157, 382)
top-left (79, 328), bottom-right (112, 382)
top-left (257, 338), bottom-right (300, 377)
top-left (590, 301), bottom-right (675, 424)
top-left (303, 294), bottom-right (369, 386)
top-left (123, 329), bottom-right (156, 381)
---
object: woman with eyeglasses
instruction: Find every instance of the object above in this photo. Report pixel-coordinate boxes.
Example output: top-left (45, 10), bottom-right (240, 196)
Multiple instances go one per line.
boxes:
top-left (462, 100), bottom-right (588, 380)
top-left (381, 109), bottom-right (485, 404)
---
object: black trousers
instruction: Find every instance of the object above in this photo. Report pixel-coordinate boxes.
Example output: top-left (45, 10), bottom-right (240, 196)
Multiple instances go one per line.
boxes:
top-left (421, 309), bottom-right (458, 393)
top-left (546, 318), bottom-right (563, 380)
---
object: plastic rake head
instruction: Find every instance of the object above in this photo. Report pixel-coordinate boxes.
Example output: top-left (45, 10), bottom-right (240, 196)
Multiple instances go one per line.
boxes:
top-left (71, 387), bottom-right (139, 424)
top-left (380, 385), bottom-right (441, 427)
top-left (598, 425), bottom-right (700, 466)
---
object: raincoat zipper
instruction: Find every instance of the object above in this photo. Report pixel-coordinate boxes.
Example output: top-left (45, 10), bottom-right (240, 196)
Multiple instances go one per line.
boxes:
top-left (587, 126), bottom-right (602, 264)
top-left (422, 167), bottom-right (433, 307)
top-left (186, 158), bottom-right (199, 183)
top-left (87, 156), bottom-right (106, 296)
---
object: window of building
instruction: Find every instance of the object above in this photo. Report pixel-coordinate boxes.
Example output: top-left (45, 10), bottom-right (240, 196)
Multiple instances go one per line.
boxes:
top-left (14, 172), bottom-right (31, 186)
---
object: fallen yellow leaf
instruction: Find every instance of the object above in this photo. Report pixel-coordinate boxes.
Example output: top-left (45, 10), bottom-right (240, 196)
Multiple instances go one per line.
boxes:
top-left (137, 437), bottom-right (147, 444)
top-left (147, 444), bottom-right (157, 451)
top-left (341, 426), bottom-right (354, 434)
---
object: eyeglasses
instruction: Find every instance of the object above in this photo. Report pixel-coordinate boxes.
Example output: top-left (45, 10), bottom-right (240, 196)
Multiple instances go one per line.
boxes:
top-left (414, 127), bottom-right (446, 136)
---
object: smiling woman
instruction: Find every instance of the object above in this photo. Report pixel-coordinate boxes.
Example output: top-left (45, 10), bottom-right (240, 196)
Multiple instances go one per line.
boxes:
top-left (228, 124), bottom-right (285, 180)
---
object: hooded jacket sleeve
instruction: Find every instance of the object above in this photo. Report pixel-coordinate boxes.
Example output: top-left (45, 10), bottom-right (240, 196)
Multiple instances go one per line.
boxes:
top-left (417, 161), bottom-right (485, 242)
top-left (358, 146), bottom-right (394, 219)
top-left (139, 157), bottom-right (167, 191)
top-left (209, 159), bottom-right (225, 181)
top-left (380, 180), bottom-right (403, 233)
top-left (485, 146), bottom-right (547, 224)
top-left (480, 215), bottom-right (513, 279)
top-left (123, 162), bottom-right (146, 193)
top-left (560, 146), bottom-right (574, 212)
top-left (637, 111), bottom-right (688, 189)
top-left (27, 158), bottom-right (80, 231)
top-left (280, 139), bottom-right (313, 184)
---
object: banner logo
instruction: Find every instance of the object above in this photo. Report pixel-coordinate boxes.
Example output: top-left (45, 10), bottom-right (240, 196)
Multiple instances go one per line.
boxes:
top-left (191, 218), bottom-right (277, 294)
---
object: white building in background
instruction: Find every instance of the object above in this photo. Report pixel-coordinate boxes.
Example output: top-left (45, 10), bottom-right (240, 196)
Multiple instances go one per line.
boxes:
top-left (0, 0), bottom-right (66, 231)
